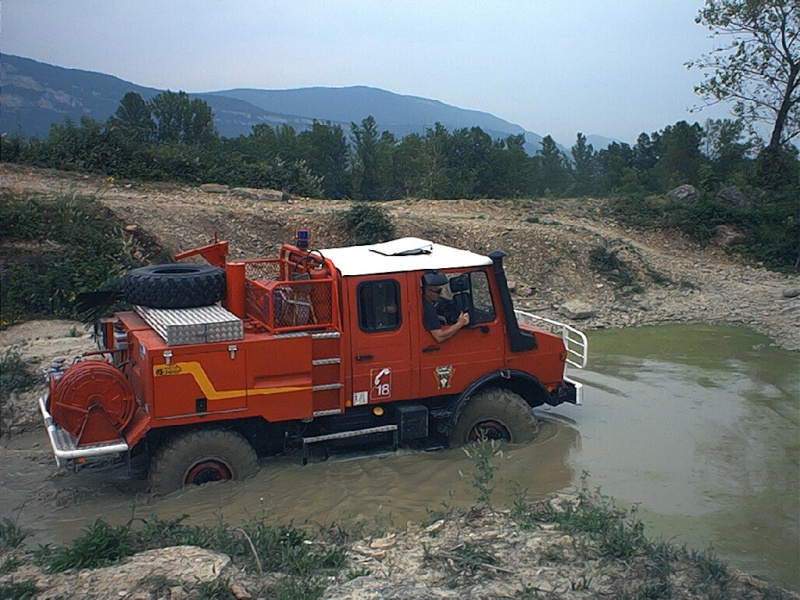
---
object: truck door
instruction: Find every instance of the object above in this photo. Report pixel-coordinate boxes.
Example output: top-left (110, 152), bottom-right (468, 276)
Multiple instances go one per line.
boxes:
top-left (417, 269), bottom-right (506, 398)
top-left (347, 275), bottom-right (416, 407)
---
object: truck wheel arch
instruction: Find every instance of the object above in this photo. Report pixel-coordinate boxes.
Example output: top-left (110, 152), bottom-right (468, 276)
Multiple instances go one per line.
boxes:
top-left (446, 371), bottom-right (548, 435)
top-left (455, 370), bottom-right (549, 411)
top-left (448, 387), bottom-right (539, 445)
top-left (148, 428), bottom-right (258, 494)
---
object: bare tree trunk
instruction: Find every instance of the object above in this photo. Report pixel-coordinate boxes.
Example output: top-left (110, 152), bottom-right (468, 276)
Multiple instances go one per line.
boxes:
top-left (767, 60), bottom-right (799, 154)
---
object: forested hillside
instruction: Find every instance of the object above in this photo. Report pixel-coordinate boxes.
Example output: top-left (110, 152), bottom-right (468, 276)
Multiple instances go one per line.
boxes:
top-left (2, 88), bottom-right (797, 271)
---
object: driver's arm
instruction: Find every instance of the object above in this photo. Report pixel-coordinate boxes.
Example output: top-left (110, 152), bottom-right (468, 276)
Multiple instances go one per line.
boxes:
top-left (428, 311), bottom-right (470, 343)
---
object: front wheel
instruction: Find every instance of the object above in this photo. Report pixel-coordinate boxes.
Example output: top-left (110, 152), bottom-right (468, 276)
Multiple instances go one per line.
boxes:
top-left (148, 429), bottom-right (259, 494)
top-left (449, 388), bottom-right (539, 446)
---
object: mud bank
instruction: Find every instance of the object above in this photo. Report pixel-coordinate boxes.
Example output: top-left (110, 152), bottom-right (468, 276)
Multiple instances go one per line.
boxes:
top-left (2, 498), bottom-right (798, 599)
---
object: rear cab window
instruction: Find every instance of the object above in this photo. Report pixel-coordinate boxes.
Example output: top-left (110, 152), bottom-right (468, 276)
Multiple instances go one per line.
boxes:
top-left (357, 279), bottom-right (401, 332)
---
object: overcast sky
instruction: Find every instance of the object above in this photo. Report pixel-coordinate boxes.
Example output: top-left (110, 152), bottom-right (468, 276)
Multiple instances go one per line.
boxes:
top-left (1, 0), bottom-right (733, 145)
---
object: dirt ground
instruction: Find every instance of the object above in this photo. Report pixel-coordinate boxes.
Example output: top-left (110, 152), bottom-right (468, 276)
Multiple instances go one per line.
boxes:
top-left (2, 162), bottom-right (798, 352)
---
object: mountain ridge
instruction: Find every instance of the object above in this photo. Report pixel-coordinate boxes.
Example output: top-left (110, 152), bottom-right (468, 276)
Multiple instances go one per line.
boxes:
top-left (1, 54), bottom-right (617, 153)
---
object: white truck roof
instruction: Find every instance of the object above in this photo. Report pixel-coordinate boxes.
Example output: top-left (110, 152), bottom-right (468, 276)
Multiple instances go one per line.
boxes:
top-left (320, 237), bottom-right (493, 277)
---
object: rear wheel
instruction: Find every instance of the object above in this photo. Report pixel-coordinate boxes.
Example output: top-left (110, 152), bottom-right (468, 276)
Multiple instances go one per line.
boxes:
top-left (148, 429), bottom-right (258, 494)
top-left (450, 388), bottom-right (538, 445)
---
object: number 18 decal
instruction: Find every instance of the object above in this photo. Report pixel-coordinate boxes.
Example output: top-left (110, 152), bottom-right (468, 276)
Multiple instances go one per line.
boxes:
top-left (371, 367), bottom-right (392, 399)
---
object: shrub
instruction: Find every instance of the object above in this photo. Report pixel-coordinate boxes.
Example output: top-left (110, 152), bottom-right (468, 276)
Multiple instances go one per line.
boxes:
top-left (0, 579), bottom-right (37, 599)
top-left (44, 519), bottom-right (135, 573)
top-left (610, 188), bottom-right (799, 272)
top-left (134, 514), bottom-right (346, 576)
top-left (0, 352), bottom-right (38, 398)
top-left (0, 518), bottom-right (30, 550)
top-left (341, 202), bottom-right (396, 246)
top-left (0, 192), bottom-right (151, 323)
top-left (588, 245), bottom-right (639, 291)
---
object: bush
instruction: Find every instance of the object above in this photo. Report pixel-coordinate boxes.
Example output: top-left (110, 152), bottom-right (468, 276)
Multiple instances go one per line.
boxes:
top-left (134, 515), bottom-right (346, 576)
top-left (0, 192), bottom-right (150, 323)
top-left (341, 202), bottom-right (396, 246)
top-left (0, 352), bottom-right (38, 398)
top-left (516, 475), bottom-right (647, 559)
top-left (0, 518), bottom-right (30, 550)
top-left (0, 579), bottom-right (37, 600)
top-left (44, 519), bottom-right (135, 573)
top-left (610, 188), bottom-right (799, 271)
top-left (38, 515), bottom-right (346, 577)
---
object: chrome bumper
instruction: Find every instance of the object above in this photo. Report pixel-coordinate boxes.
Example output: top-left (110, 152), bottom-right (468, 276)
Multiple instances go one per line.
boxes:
top-left (39, 395), bottom-right (129, 468)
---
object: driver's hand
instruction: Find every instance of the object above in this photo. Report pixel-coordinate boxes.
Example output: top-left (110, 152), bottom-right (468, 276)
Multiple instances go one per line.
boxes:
top-left (457, 312), bottom-right (470, 327)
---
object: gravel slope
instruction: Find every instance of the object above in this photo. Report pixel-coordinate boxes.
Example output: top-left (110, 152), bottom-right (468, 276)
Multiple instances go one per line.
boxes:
top-left (2, 163), bottom-right (798, 350)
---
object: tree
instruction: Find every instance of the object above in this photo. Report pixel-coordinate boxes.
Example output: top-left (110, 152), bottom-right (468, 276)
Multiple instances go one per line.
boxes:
top-left (500, 133), bottom-right (538, 197)
top-left (297, 121), bottom-right (350, 198)
top-left (447, 127), bottom-right (496, 198)
top-left (536, 135), bottom-right (571, 195)
top-left (702, 118), bottom-right (755, 182)
top-left (148, 91), bottom-right (217, 145)
top-left (419, 123), bottom-right (452, 198)
top-left (653, 121), bottom-right (705, 188)
top-left (596, 142), bottom-right (635, 193)
top-left (570, 133), bottom-right (598, 195)
top-left (108, 92), bottom-right (155, 143)
top-left (350, 116), bottom-right (381, 200)
top-left (689, 0), bottom-right (799, 156)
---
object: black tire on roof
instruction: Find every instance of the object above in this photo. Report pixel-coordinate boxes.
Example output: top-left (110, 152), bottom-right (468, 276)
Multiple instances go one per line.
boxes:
top-left (123, 264), bottom-right (225, 309)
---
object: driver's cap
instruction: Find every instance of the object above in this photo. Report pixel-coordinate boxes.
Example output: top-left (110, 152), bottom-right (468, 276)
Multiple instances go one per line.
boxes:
top-left (423, 271), bottom-right (448, 287)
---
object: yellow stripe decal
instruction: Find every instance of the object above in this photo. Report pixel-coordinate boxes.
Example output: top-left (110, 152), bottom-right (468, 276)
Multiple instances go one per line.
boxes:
top-left (153, 362), bottom-right (311, 400)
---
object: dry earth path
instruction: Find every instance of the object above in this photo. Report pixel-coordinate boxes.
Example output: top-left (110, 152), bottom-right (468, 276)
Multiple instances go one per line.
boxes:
top-left (2, 163), bottom-right (798, 349)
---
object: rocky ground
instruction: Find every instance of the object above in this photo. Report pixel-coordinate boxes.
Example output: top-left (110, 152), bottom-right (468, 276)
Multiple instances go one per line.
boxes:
top-left (2, 163), bottom-right (798, 351)
top-left (2, 498), bottom-right (797, 599)
top-left (1, 164), bottom-right (799, 599)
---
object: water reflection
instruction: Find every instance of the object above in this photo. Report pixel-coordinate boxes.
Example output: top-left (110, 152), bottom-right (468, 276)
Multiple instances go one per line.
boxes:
top-left (549, 324), bottom-right (799, 591)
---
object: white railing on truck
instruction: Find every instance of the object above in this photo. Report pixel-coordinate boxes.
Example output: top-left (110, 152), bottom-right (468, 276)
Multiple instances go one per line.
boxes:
top-left (514, 310), bottom-right (588, 369)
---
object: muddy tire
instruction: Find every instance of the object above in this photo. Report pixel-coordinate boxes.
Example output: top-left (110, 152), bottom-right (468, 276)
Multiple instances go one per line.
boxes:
top-left (124, 264), bottom-right (225, 309)
top-left (450, 388), bottom-right (539, 445)
top-left (148, 429), bottom-right (258, 494)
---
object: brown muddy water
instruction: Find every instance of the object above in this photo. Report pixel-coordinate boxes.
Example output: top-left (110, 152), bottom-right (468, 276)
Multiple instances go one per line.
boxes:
top-left (1, 324), bottom-right (798, 591)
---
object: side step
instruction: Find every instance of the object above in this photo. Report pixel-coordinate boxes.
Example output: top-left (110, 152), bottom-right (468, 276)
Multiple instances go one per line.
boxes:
top-left (301, 424), bottom-right (398, 465)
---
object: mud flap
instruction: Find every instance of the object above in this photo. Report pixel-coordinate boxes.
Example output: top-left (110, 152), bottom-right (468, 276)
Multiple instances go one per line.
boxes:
top-left (546, 379), bottom-right (582, 406)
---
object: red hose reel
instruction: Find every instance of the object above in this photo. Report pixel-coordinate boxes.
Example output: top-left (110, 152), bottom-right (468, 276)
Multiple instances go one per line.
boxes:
top-left (49, 361), bottom-right (136, 447)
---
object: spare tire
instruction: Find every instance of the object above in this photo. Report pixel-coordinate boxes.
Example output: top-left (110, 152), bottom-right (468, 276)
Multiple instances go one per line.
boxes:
top-left (124, 264), bottom-right (226, 309)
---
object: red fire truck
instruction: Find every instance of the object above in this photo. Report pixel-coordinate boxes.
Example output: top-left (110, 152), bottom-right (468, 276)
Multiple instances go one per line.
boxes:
top-left (41, 233), bottom-right (587, 493)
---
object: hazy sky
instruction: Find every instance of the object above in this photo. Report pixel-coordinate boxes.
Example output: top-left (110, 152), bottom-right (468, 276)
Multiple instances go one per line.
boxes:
top-left (1, 0), bottom-right (733, 145)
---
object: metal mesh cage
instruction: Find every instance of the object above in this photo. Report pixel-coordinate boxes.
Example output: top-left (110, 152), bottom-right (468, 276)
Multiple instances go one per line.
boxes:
top-left (246, 278), bottom-right (333, 332)
top-left (245, 259), bottom-right (281, 282)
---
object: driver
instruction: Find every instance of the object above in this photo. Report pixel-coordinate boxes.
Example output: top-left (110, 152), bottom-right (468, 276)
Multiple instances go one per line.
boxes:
top-left (422, 271), bottom-right (469, 343)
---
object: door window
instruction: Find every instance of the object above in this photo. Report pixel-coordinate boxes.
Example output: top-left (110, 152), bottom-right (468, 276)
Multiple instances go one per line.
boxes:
top-left (357, 279), bottom-right (401, 332)
top-left (436, 270), bottom-right (496, 325)
top-left (469, 270), bottom-right (496, 323)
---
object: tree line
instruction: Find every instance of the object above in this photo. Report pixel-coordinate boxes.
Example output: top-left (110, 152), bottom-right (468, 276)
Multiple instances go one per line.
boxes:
top-left (1, 89), bottom-right (797, 201)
